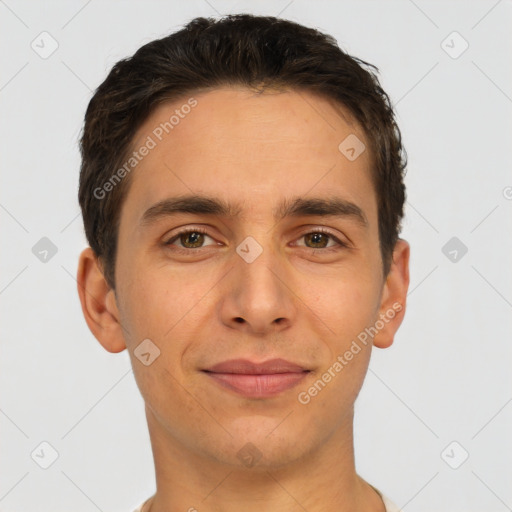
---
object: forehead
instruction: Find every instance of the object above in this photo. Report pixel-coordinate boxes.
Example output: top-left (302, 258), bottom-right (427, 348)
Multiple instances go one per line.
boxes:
top-left (119, 86), bottom-right (376, 226)
top-left (138, 86), bottom-right (364, 152)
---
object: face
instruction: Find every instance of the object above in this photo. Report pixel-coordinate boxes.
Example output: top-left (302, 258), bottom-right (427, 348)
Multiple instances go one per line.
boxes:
top-left (78, 86), bottom-right (409, 470)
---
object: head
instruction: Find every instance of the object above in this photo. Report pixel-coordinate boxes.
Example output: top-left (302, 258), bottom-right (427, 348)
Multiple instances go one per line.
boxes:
top-left (77, 14), bottom-right (409, 470)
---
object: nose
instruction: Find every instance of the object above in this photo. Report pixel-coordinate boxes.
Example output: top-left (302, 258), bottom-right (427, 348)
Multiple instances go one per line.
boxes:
top-left (218, 239), bottom-right (296, 336)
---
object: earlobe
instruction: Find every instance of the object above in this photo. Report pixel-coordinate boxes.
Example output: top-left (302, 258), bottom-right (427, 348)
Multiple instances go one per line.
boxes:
top-left (373, 239), bottom-right (410, 349)
top-left (76, 247), bottom-right (127, 353)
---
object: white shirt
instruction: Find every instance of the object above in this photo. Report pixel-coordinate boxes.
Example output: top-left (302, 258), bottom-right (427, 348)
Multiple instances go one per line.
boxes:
top-left (132, 489), bottom-right (402, 511)
top-left (381, 493), bottom-right (403, 512)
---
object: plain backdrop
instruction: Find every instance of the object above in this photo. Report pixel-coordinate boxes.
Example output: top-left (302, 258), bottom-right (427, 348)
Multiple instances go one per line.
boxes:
top-left (1, 1), bottom-right (511, 511)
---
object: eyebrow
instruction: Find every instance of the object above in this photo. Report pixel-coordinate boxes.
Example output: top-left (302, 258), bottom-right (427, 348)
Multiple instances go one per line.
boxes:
top-left (139, 194), bottom-right (368, 227)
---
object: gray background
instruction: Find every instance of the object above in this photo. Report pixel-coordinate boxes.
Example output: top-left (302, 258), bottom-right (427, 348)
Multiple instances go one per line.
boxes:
top-left (1, 1), bottom-right (511, 511)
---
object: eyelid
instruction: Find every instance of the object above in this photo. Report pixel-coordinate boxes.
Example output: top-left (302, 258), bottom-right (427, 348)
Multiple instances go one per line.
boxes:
top-left (293, 226), bottom-right (350, 249)
top-left (164, 226), bottom-right (216, 246)
top-left (163, 224), bottom-right (350, 252)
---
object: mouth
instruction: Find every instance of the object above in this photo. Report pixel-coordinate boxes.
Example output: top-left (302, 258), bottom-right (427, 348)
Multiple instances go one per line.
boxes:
top-left (202, 358), bottom-right (311, 398)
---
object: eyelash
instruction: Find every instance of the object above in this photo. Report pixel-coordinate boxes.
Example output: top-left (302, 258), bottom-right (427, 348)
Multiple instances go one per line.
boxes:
top-left (163, 226), bottom-right (348, 254)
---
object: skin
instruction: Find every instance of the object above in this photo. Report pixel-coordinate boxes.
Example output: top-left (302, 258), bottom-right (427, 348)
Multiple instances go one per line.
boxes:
top-left (77, 86), bottom-right (409, 512)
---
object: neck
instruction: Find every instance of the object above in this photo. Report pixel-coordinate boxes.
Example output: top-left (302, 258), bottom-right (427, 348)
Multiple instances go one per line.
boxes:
top-left (143, 405), bottom-right (386, 512)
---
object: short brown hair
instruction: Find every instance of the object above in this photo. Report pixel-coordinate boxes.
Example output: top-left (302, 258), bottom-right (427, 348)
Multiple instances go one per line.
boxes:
top-left (78, 14), bottom-right (407, 290)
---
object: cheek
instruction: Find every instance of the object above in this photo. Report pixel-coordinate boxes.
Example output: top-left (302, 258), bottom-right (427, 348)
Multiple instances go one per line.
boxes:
top-left (307, 270), bottom-right (381, 342)
top-left (116, 260), bottom-right (218, 393)
top-left (117, 256), bottom-right (201, 341)
top-left (117, 267), bottom-right (198, 414)
top-left (116, 274), bottom-right (157, 344)
top-left (300, 282), bottom-right (378, 417)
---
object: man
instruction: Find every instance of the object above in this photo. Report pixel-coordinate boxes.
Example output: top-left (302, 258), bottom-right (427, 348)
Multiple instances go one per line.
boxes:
top-left (77, 14), bottom-right (409, 512)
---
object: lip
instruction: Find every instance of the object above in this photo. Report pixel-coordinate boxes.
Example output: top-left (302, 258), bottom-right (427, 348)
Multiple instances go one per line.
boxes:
top-left (204, 358), bottom-right (309, 374)
top-left (202, 358), bottom-right (310, 398)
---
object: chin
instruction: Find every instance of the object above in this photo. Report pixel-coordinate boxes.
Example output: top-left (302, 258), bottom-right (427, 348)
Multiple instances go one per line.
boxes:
top-left (209, 417), bottom-right (316, 469)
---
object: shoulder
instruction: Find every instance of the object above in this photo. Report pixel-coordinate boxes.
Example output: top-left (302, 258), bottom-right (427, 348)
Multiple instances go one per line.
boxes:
top-left (131, 497), bottom-right (150, 512)
top-left (381, 492), bottom-right (403, 512)
top-left (369, 484), bottom-right (402, 512)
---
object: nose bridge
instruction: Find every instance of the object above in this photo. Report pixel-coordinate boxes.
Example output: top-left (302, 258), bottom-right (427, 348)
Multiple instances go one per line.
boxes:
top-left (223, 230), bottom-right (295, 332)
top-left (236, 232), bottom-right (285, 300)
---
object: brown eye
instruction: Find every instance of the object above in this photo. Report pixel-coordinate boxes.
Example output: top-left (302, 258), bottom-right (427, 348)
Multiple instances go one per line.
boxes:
top-left (165, 228), bottom-right (216, 250)
top-left (295, 229), bottom-right (347, 252)
top-left (179, 231), bottom-right (205, 248)
top-left (304, 232), bottom-right (331, 249)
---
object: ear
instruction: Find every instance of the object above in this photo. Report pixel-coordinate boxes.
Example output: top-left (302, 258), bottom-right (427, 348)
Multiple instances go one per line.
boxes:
top-left (372, 239), bottom-right (410, 349)
top-left (76, 247), bottom-right (127, 353)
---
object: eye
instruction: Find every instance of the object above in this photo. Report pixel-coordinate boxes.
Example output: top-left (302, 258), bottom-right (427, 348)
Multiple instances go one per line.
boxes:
top-left (294, 228), bottom-right (348, 252)
top-left (164, 227), bottom-right (217, 250)
top-left (162, 226), bottom-right (348, 254)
